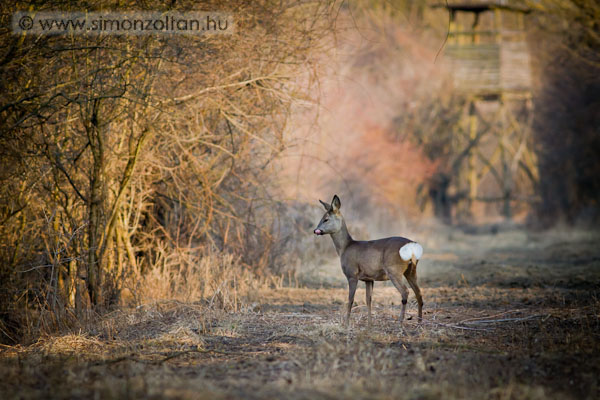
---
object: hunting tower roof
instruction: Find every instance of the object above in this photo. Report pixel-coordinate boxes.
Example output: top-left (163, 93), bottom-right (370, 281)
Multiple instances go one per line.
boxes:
top-left (432, 1), bottom-right (531, 14)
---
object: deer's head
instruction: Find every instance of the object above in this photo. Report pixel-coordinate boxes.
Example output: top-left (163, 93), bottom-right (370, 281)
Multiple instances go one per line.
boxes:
top-left (314, 195), bottom-right (343, 236)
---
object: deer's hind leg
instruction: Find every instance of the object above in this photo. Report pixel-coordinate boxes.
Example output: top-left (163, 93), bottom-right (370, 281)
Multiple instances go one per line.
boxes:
top-left (404, 262), bottom-right (423, 321)
top-left (387, 270), bottom-right (409, 324)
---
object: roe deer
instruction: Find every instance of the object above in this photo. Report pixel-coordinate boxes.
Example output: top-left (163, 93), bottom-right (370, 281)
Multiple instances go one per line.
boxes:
top-left (313, 195), bottom-right (423, 327)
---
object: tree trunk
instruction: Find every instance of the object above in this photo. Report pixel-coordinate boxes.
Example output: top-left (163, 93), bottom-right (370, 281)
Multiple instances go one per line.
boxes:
top-left (87, 100), bottom-right (105, 307)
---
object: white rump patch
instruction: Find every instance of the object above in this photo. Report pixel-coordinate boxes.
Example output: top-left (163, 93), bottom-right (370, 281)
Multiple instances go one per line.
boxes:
top-left (399, 242), bottom-right (423, 262)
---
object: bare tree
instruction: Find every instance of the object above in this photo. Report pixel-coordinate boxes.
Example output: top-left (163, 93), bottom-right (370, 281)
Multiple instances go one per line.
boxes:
top-left (0, 0), bottom-right (331, 342)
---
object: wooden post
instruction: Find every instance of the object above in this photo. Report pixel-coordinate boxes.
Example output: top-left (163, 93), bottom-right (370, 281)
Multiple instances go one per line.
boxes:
top-left (467, 100), bottom-right (478, 216)
top-left (449, 10), bottom-right (457, 45)
top-left (499, 96), bottom-right (512, 220)
top-left (494, 8), bottom-right (502, 44)
top-left (472, 12), bottom-right (480, 44)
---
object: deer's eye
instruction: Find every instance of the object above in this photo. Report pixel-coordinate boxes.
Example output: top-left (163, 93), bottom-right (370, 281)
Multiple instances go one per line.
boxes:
top-left (323, 218), bottom-right (329, 222)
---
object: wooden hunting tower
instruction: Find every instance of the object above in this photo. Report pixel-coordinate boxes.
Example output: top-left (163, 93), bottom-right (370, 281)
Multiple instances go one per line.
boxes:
top-left (434, 1), bottom-right (538, 221)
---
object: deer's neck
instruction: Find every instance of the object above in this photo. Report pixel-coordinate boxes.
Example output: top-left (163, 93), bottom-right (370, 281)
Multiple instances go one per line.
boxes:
top-left (331, 219), bottom-right (353, 256)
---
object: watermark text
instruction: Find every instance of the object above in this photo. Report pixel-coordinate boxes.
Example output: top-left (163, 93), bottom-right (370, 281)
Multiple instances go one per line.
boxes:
top-left (13, 11), bottom-right (233, 35)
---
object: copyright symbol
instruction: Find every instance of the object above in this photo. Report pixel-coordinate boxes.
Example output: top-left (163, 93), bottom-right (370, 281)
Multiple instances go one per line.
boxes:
top-left (19, 15), bottom-right (33, 31)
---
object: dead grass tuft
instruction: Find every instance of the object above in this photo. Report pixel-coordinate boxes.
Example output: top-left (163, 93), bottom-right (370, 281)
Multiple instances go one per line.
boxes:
top-left (31, 334), bottom-right (106, 357)
top-left (128, 253), bottom-right (265, 312)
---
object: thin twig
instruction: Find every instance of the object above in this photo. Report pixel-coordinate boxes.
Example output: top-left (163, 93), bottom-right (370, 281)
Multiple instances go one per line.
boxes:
top-left (459, 309), bottom-right (526, 324)
top-left (434, 0), bottom-right (451, 64)
top-left (420, 317), bottom-right (492, 332)
top-left (461, 315), bottom-right (543, 325)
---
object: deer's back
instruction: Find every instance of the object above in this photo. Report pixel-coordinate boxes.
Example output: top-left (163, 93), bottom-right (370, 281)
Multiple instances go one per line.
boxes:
top-left (341, 236), bottom-right (413, 281)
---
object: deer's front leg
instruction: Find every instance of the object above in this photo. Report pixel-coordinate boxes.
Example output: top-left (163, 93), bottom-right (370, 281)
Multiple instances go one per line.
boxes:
top-left (345, 278), bottom-right (358, 326)
top-left (365, 280), bottom-right (373, 328)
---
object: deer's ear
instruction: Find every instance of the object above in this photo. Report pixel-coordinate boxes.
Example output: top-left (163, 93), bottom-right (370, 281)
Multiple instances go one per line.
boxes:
top-left (319, 199), bottom-right (331, 211)
top-left (331, 195), bottom-right (341, 212)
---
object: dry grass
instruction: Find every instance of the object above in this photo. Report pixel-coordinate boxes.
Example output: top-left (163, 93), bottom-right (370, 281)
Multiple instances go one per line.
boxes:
top-left (126, 253), bottom-right (265, 311)
top-left (1, 228), bottom-right (599, 399)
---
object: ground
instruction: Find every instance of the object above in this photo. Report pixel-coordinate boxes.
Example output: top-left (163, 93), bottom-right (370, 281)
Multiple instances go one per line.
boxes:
top-left (1, 227), bottom-right (599, 399)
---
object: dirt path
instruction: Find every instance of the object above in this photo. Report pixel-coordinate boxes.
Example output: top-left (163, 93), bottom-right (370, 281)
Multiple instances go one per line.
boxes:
top-left (1, 229), bottom-right (599, 399)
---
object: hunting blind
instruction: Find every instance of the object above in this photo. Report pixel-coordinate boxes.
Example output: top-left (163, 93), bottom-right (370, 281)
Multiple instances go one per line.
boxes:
top-left (433, 1), bottom-right (537, 221)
